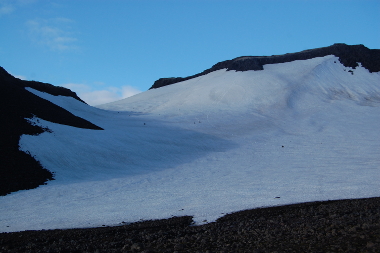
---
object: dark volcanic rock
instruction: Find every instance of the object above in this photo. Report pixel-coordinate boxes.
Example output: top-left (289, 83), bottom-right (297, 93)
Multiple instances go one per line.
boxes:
top-left (150, 43), bottom-right (380, 89)
top-left (0, 66), bottom-right (103, 196)
top-left (0, 67), bottom-right (86, 104)
top-left (1, 197), bottom-right (379, 252)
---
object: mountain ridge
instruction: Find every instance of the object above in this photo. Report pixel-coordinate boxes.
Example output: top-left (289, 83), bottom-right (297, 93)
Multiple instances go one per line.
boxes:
top-left (0, 66), bottom-right (103, 196)
top-left (150, 43), bottom-right (380, 89)
top-left (0, 66), bottom-right (86, 104)
top-left (1, 43), bottom-right (379, 228)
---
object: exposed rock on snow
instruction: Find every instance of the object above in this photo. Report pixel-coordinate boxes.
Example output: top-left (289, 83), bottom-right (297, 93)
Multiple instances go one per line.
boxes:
top-left (1, 44), bottom-right (379, 234)
top-left (0, 67), bottom-right (103, 196)
top-left (0, 67), bottom-right (86, 104)
top-left (150, 43), bottom-right (380, 89)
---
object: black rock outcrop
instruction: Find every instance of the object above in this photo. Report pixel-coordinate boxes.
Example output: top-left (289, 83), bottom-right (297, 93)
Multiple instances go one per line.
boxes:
top-left (0, 67), bottom-right (103, 196)
top-left (150, 43), bottom-right (380, 89)
top-left (0, 67), bottom-right (87, 104)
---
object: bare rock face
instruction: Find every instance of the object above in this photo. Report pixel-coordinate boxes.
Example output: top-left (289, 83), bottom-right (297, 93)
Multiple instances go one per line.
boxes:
top-left (150, 43), bottom-right (380, 89)
top-left (0, 67), bottom-right (86, 104)
top-left (0, 67), bottom-right (103, 196)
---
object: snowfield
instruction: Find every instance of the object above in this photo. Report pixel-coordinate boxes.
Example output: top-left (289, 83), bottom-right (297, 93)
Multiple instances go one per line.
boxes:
top-left (1, 55), bottom-right (379, 232)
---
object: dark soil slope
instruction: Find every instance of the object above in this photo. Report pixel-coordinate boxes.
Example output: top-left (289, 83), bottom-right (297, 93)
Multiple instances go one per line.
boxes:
top-left (150, 43), bottom-right (380, 89)
top-left (1, 197), bottom-right (379, 252)
top-left (0, 67), bottom-right (103, 196)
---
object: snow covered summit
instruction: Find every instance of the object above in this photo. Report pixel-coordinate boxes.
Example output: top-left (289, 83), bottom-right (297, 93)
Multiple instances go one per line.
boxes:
top-left (1, 44), bottom-right (379, 232)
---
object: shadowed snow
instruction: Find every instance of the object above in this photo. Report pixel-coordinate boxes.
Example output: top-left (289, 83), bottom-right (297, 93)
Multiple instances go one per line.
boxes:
top-left (1, 55), bottom-right (379, 232)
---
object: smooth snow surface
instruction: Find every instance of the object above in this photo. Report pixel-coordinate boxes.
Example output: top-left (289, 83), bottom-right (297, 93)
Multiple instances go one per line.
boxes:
top-left (1, 55), bottom-right (380, 232)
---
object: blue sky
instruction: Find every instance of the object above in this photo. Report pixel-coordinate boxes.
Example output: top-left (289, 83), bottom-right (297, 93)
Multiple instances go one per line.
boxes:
top-left (1, 0), bottom-right (379, 105)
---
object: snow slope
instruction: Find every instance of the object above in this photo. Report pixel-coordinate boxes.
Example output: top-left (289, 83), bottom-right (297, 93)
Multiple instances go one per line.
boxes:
top-left (1, 55), bottom-right (379, 232)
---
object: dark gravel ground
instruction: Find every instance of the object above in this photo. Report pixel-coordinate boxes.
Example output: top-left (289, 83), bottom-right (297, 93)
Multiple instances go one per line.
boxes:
top-left (1, 197), bottom-right (379, 252)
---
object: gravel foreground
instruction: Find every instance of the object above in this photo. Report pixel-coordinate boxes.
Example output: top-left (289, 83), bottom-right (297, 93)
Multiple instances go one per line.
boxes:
top-left (1, 197), bottom-right (379, 253)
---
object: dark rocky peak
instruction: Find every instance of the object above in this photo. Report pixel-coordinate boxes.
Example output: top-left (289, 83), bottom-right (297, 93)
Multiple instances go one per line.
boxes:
top-left (0, 66), bottom-right (102, 196)
top-left (150, 43), bottom-right (380, 90)
top-left (218, 43), bottom-right (380, 72)
top-left (0, 66), bottom-right (86, 104)
top-left (0, 65), bottom-right (102, 132)
top-left (0, 66), bottom-right (15, 80)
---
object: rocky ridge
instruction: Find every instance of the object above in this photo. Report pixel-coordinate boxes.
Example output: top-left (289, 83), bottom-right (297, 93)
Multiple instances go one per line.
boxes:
top-left (0, 67), bottom-right (103, 196)
top-left (150, 43), bottom-right (380, 89)
top-left (1, 45), bottom-right (379, 251)
top-left (0, 67), bottom-right (86, 104)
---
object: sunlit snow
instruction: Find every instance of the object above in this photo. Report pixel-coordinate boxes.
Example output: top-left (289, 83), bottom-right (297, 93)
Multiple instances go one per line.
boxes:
top-left (1, 55), bottom-right (379, 232)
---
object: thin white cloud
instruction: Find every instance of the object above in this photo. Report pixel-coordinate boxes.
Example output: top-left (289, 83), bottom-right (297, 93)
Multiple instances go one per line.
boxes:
top-left (9, 71), bottom-right (27, 80)
top-left (14, 74), bottom-right (27, 80)
top-left (0, 0), bottom-right (37, 16)
top-left (81, 90), bottom-right (123, 106)
top-left (26, 18), bottom-right (78, 51)
top-left (121, 86), bottom-right (142, 99)
top-left (62, 83), bottom-right (142, 106)
top-left (0, 2), bottom-right (13, 16)
top-left (17, 0), bottom-right (38, 5)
